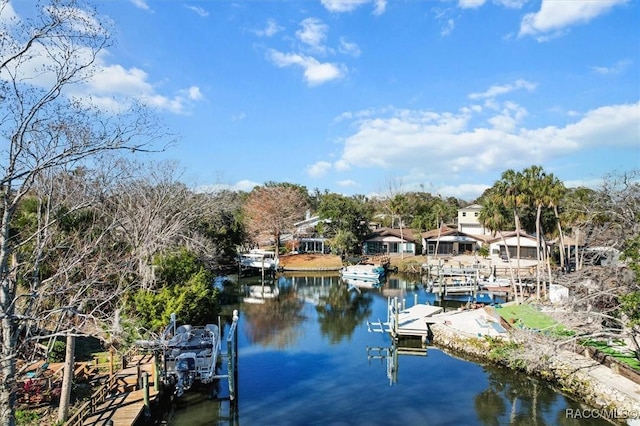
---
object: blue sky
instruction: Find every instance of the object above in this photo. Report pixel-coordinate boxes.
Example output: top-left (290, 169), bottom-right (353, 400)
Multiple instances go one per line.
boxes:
top-left (6, 0), bottom-right (640, 200)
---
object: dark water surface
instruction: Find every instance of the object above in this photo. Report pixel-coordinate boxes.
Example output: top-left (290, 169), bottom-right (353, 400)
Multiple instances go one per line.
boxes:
top-left (169, 273), bottom-right (610, 426)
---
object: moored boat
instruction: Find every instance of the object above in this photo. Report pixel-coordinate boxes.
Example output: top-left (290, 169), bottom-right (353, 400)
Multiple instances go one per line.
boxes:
top-left (237, 249), bottom-right (279, 271)
top-left (340, 263), bottom-right (385, 280)
top-left (135, 313), bottom-right (221, 397)
top-left (479, 275), bottom-right (511, 288)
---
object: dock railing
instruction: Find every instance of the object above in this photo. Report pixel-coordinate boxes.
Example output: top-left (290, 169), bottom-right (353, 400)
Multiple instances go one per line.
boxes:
top-left (65, 373), bottom-right (120, 426)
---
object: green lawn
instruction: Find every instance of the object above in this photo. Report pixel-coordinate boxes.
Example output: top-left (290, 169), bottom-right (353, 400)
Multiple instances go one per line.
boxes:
top-left (583, 340), bottom-right (640, 370)
top-left (497, 304), bottom-right (571, 335)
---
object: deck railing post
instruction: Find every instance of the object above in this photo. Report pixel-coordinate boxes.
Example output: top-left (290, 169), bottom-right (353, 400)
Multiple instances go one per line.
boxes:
top-left (153, 352), bottom-right (160, 392)
top-left (143, 372), bottom-right (150, 418)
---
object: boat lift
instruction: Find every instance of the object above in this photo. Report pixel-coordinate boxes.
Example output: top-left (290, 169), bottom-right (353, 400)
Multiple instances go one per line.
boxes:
top-left (214, 309), bottom-right (240, 403)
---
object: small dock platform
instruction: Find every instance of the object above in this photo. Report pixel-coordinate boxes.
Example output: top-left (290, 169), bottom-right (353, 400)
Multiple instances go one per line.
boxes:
top-left (368, 297), bottom-right (443, 341)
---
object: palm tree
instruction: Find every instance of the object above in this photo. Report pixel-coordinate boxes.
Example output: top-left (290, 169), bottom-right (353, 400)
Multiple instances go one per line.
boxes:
top-left (390, 194), bottom-right (408, 259)
top-left (495, 169), bottom-right (526, 294)
top-left (522, 165), bottom-right (549, 299)
top-left (548, 176), bottom-right (567, 272)
top-left (479, 197), bottom-right (520, 304)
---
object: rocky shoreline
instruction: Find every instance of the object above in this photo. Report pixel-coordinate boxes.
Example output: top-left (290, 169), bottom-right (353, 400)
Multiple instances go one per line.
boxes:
top-left (431, 322), bottom-right (640, 425)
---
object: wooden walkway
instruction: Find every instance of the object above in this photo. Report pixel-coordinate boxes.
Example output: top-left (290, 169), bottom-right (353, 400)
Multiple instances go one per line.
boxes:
top-left (66, 354), bottom-right (159, 426)
top-left (84, 387), bottom-right (158, 425)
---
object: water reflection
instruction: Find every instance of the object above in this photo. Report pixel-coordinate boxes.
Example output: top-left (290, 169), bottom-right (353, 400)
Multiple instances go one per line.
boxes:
top-left (168, 272), bottom-right (610, 426)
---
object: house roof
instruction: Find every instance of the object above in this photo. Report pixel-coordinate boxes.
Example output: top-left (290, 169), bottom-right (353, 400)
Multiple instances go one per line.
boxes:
top-left (364, 227), bottom-right (418, 243)
top-left (420, 225), bottom-right (457, 239)
top-left (486, 230), bottom-right (541, 245)
top-left (421, 225), bottom-right (488, 243)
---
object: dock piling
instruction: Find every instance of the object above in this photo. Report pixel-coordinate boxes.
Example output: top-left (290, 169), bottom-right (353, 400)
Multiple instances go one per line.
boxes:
top-left (143, 372), bottom-right (150, 418)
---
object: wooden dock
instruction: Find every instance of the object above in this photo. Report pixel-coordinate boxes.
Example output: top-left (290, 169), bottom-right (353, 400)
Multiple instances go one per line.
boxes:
top-left (84, 386), bottom-right (158, 426)
top-left (368, 297), bottom-right (443, 341)
top-left (66, 354), bottom-right (159, 426)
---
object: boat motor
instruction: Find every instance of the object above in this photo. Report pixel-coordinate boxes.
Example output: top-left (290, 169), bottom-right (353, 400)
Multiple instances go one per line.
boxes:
top-left (174, 353), bottom-right (196, 397)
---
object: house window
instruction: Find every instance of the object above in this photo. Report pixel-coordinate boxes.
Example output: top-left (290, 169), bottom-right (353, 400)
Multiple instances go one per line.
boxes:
top-left (474, 212), bottom-right (478, 217)
top-left (462, 212), bottom-right (467, 217)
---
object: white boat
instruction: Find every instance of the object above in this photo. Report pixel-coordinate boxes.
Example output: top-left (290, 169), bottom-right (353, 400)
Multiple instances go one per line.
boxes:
top-left (480, 275), bottom-right (511, 288)
top-left (136, 313), bottom-right (221, 397)
top-left (340, 264), bottom-right (385, 281)
top-left (237, 249), bottom-right (279, 270)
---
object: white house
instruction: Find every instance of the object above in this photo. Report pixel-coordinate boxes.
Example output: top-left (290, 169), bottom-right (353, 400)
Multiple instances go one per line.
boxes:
top-left (421, 225), bottom-right (487, 256)
top-left (487, 231), bottom-right (543, 259)
top-left (458, 204), bottom-right (490, 236)
top-left (362, 227), bottom-right (417, 255)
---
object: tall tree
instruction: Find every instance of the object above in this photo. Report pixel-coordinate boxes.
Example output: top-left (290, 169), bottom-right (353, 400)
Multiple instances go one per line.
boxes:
top-left (243, 183), bottom-right (310, 260)
top-left (0, 2), bottom-right (162, 423)
top-left (522, 165), bottom-right (552, 299)
top-left (494, 169), bottom-right (526, 286)
top-left (479, 196), bottom-right (520, 304)
top-left (317, 192), bottom-right (372, 255)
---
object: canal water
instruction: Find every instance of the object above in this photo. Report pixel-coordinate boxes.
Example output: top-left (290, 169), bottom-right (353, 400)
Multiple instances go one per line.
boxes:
top-left (168, 273), bottom-right (610, 426)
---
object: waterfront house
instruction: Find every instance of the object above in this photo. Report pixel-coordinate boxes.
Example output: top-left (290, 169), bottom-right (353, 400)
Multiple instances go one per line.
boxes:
top-left (421, 225), bottom-right (488, 256)
top-left (362, 227), bottom-right (418, 255)
top-left (290, 211), bottom-right (330, 253)
top-left (487, 231), bottom-right (543, 259)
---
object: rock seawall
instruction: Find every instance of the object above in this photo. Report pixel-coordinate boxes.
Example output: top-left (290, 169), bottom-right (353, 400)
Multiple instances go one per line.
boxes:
top-left (431, 323), bottom-right (640, 425)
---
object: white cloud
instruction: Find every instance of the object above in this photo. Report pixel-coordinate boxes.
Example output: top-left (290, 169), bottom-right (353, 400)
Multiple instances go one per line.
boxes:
top-left (336, 179), bottom-right (359, 187)
top-left (296, 18), bottom-right (328, 53)
top-left (373, 0), bottom-right (387, 16)
top-left (339, 38), bottom-right (361, 57)
top-left (307, 161), bottom-right (332, 178)
top-left (186, 86), bottom-right (203, 101)
top-left (267, 49), bottom-right (346, 86)
top-left (81, 58), bottom-right (204, 114)
top-left (329, 101), bottom-right (639, 185)
top-left (435, 183), bottom-right (491, 200)
top-left (130, 0), bottom-right (150, 10)
top-left (195, 180), bottom-right (260, 193)
top-left (469, 79), bottom-right (536, 100)
top-left (560, 102), bottom-right (640, 148)
top-left (321, 0), bottom-right (373, 13)
top-left (590, 59), bottom-right (631, 75)
top-left (185, 5), bottom-right (209, 17)
top-left (519, 0), bottom-right (628, 39)
top-left (253, 19), bottom-right (283, 37)
top-left (320, 0), bottom-right (387, 14)
top-left (494, 0), bottom-right (527, 8)
top-left (441, 19), bottom-right (455, 37)
top-left (458, 0), bottom-right (485, 10)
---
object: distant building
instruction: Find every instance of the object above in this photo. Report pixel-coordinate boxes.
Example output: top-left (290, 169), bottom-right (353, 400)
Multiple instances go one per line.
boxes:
top-left (421, 225), bottom-right (488, 256)
top-left (457, 204), bottom-right (489, 236)
top-left (290, 211), bottom-right (329, 253)
top-left (362, 227), bottom-right (417, 255)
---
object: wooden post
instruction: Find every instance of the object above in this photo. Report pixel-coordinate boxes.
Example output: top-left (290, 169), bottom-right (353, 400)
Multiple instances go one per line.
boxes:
top-left (143, 372), bottom-right (150, 417)
top-left (109, 348), bottom-right (114, 378)
top-left (153, 352), bottom-right (160, 392)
